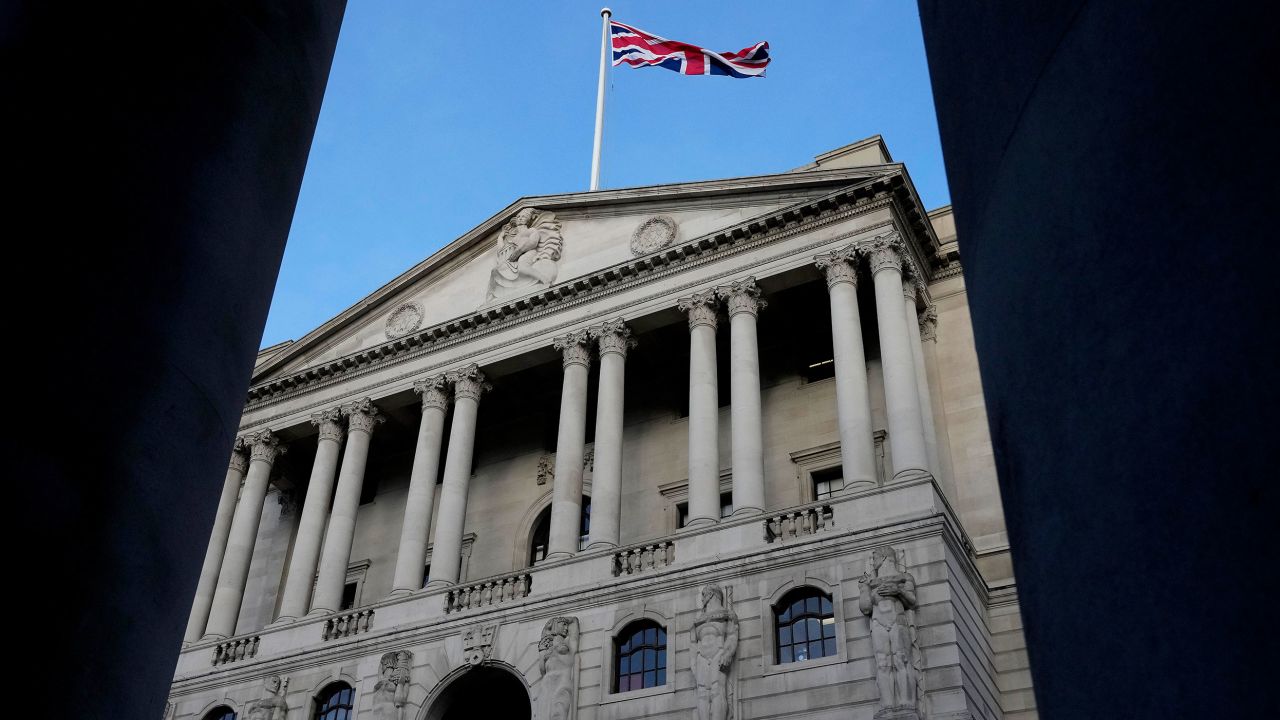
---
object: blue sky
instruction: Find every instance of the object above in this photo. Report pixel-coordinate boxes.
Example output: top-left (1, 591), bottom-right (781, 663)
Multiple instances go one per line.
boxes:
top-left (262, 1), bottom-right (948, 347)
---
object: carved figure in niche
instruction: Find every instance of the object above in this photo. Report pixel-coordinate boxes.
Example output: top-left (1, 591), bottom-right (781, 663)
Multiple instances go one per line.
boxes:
top-left (691, 585), bottom-right (739, 720)
top-left (487, 208), bottom-right (563, 302)
top-left (244, 675), bottom-right (289, 720)
top-left (858, 546), bottom-right (924, 719)
top-left (371, 650), bottom-right (413, 719)
top-left (537, 616), bottom-right (579, 720)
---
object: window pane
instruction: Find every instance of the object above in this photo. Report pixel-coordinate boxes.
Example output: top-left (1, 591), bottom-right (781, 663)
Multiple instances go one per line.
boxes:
top-left (795, 644), bottom-right (808, 661)
top-left (806, 596), bottom-right (819, 614)
top-left (824, 638), bottom-right (837, 656)
top-left (657, 628), bottom-right (666, 643)
top-left (778, 605), bottom-right (791, 622)
top-left (644, 648), bottom-right (656, 670)
top-left (779, 625), bottom-right (791, 645)
top-left (644, 670), bottom-right (655, 687)
top-left (823, 618), bottom-right (836, 639)
top-left (794, 621), bottom-right (807, 642)
top-left (810, 639), bottom-right (823, 659)
top-left (620, 655), bottom-right (629, 674)
top-left (646, 627), bottom-right (656, 645)
top-left (821, 596), bottom-right (833, 614)
top-left (619, 675), bottom-right (630, 692)
top-left (780, 646), bottom-right (792, 663)
top-left (656, 668), bottom-right (666, 686)
top-left (792, 599), bottom-right (805, 617)
top-left (657, 650), bottom-right (667, 669)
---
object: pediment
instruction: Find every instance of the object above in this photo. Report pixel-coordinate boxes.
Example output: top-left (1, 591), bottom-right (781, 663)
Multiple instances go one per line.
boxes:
top-left (252, 165), bottom-right (903, 384)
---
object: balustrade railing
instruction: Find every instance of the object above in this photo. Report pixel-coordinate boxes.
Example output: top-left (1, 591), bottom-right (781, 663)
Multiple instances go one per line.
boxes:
top-left (212, 636), bottom-right (259, 666)
top-left (764, 503), bottom-right (834, 542)
top-left (611, 540), bottom-right (676, 576)
top-left (322, 609), bottom-right (374, 641)
top-left (444, 573), bottom-right (531, 614)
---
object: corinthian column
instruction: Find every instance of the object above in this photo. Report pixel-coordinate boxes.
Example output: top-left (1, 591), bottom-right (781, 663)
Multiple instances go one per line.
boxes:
top-left (183, 438), bottom-right (248, 643)
top-left (547, 330), bottom-right (592, 560)
top-left (310, 398), bottom-right (383, 614)
top-left (204, 430), bottom-right (284, 639)
top-left (390, 376), bottom-right (451, 595)
top-left (814, 246), bottom-right (877, 488)
top-left (274, 408), bottom-right (345, 621)
top-left (718, 278), bottom-right (766, 515)
top-left (678, 290), bottom-right (721, 527)
top-left (426, 364), bottom-right (489, 588)
top-left (865, 231), bottom-right (930, 481)
top-left (903, 282), bottom-right (942, 480)
top-left (586, 319), bottom-right (635, 549)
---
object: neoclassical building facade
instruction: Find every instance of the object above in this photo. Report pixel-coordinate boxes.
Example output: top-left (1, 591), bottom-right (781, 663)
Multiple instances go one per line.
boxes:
top-left (168, 136), bottom-right (1037, 720)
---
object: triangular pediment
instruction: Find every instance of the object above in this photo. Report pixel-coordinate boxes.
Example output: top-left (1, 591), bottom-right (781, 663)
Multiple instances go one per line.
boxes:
top-left (253, 163), bottom-right (905, 384)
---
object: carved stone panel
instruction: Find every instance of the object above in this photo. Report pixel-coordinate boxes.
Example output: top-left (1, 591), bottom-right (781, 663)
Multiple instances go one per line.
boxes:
top-left (487, 208), bottom-right (564, 302)
top-left (385, 301), bottom-right (425, 339)
top-left (462, 622), bottom-right (499, 666)
top-left (538, 616), bottom-right (579, 720)
top-left (630, 215), bottom-right (677, 255)
top-left (858, 546), bottom-right (924, 720)
top-left (370, 650), bottom-right (413, 719)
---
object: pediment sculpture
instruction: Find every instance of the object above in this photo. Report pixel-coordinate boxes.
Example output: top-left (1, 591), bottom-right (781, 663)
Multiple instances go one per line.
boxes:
top-left (487, 208), bottom-right (563, 302)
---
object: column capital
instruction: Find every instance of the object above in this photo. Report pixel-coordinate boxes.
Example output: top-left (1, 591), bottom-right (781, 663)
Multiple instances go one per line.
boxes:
top-left (717, 277), bottom-right (767, 317)
top-left (919, 305), bottom-right (939, 342)
top-left (413, 374), bottom-right (452, 411)
top-left (245, 429), bottom-right (286, 465)
top-left (590, 319), bottom-right (637, 357)
top-left (228, 436), bottom-right (250, 474)
top-left (447, 363), bottom-right (491, 402)
top-left (310, 407), bottom-right (346, 443)
top-left (677, 290), bottom-right (719, 330)
top-left (903, 277), bottom-right (921, 303)
top-left (861, 229), bottom-right (907, 275)
top-left (341, 398), bottom-right (385, 435)
top-left (814, 245), bottom-right (860, 288)
top-left (553, 329), bottom-right (593, 369)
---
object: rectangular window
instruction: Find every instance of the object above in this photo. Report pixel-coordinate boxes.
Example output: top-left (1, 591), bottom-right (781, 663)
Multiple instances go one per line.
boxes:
top-left (339, 582), bottom-right (358, 611)
top-left (812, 467), bottom-right (845, 500)
top-left (803, 357), bottom-right (836, 383)
top-left (677, 492), bottom-right (734, 527)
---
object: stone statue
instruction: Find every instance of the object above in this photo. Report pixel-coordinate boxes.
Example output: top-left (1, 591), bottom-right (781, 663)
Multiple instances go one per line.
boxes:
top-left (691, 585), bottom-right (739, 720)
top-left (244, 675), bottom-right (289, 720)
top-left (371, 650), bottom-right (413, 719)
top-left (487, 207), bottom-right (564, 302)
top-left (858, 546), bottom-right (924, 720)
top-left (537, 616), bottom-right (579, 720)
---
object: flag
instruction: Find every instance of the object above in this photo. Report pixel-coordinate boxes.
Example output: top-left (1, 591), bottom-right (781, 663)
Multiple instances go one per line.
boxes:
top-left (610, 21), bottom-right (771, 78)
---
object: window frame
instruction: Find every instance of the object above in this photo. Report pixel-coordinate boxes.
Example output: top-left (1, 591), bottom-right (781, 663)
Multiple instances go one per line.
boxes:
top-left (602, 612), bottom-right (677, 702)
top-left (612, 619), bottom-right (669, 693)
top-left (312, 681), bottom-right (356, 720)
top-left (760, 577), bottom-right (848, 675)
top-left (200, 706), bottom-right (237, 720)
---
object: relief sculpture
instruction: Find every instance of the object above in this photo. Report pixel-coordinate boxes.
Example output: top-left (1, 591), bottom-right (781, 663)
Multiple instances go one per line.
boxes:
top-left (487, 208), bottom-right (563, 302)
top-left (244, 675), bottom-right (289, 720)
top-left (858, 546), bottom-right (924, 720)
top-left (371, 650), bottom-right (413, 719)
top-left (692, 585), bottom-right (739, 720)
top-left (537, 616), bottom-right (579, 720)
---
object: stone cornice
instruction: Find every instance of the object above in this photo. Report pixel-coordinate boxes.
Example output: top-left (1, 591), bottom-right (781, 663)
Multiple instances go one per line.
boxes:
top-left (242, 173), bottom-right (938, 413)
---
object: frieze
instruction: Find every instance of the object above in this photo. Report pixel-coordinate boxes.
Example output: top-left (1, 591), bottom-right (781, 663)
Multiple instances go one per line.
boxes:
top-left (631, 215), bottom-right (678, 255)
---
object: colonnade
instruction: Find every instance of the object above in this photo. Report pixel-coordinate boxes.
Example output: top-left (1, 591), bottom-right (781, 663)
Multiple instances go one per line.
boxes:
top-left (184, 229), bottom-right (940, 642)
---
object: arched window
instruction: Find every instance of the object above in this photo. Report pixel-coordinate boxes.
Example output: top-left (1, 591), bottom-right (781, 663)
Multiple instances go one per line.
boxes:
top-left (314, 682), bottom-right (355, 720)
top-left (614, 620), bottom-right (667, 692)
top-left (203, 707), bottom-right (236, 720)
top-left (774, 587), bottom-right (836, 663)
top-left (528, 495), bottom-right (591, 566)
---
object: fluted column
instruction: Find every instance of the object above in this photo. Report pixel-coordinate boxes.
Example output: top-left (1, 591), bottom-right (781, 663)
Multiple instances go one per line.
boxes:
top-left (274, 408), bottom-right (345, 621)
top-left (866, 231), bottom-right (930, 481)
top-left (814, 246), bottom-right (878, 488)
top-left (718, 278), bottom-right (767, 515)
top-left (679, 290), bottom-right (721, 527)
top-left (204, 430), bottom-right (284, 639)
top-left (183, 438), bottom-right (249, 643)
top-left (586, 319), bottom-right (634, 549)
top-left (904, 282), bottom-right (942, 479)
top-left (390, 376), bottom-right (451, 595)
top-left (547, 330), bottom-right (592, 560)
top-left (426, 364), bottom-right (488, 588)
top-left (310, 398), bottom-right (383, 614)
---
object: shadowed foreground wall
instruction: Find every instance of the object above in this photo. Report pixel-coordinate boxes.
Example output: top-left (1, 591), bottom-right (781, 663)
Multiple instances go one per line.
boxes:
top-left (2, 2), bottom-right (346, 716)
top-left (915, 2), bottom-right (1276, 717)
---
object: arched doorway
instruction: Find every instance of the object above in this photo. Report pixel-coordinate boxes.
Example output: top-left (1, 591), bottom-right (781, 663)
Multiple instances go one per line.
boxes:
top-left (424, 665), bottom-right (530, 720)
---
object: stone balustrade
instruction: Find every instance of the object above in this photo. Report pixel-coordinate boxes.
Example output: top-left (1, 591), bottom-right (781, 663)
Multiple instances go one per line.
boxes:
top-left (212, 636), bottom-right (259, 666)
top-left (321, 609), bottom-right (374, 641)
top-left (764, 503), bottom-right (835, 543)
top-left (444, 572), bottom-right (531, 614)
top-left (611, 540), bottom-right (676, 576)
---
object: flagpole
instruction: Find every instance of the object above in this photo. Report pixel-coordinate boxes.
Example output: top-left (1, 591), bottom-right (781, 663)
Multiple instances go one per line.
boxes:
top-left (590, 7), bottom-right (611, 191)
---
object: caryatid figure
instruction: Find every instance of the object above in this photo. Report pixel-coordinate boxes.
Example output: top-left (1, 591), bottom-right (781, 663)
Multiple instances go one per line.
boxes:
top-left (691, 584), bottom-right (739, 720)
top-left (858, 546), bottom-right (922, 718)
top-left (538, 616), bottom-right (579, 720)
top-left (244, 675), bottom-right (289, 720)
top-left (371, 650), bottom-right (413, 719)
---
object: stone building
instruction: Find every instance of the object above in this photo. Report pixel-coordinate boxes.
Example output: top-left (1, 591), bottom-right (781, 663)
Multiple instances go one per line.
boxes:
top-left (168, 136), bottom-right (1036, 720)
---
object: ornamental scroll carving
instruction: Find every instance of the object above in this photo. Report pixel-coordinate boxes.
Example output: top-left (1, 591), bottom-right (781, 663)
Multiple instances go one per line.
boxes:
top-left (590, 318), bottom-right (636, 357)
top-left (692, 585), bottom-right (739, 720)
top-left (717, 278), bottom-right (767, 318)
top-left (244, 675), bottom-right (289, 720)
top-left (919, 305), bottom-right (938, 342)
top-left (342, 398), bottom-right (385, 434)
top-left (229, 436), bottom-right (250, 474)
top-left (858, 546), bottom-right (924, 720)
top-left (447, 363), bottom-right (490, 402)
top-left (413, 374), bottom-right (451, 412)
top-left (538, 616), bottom-right (579, 720)
top-left (487, 208), bottom-right (564, 302)
top-left (814, 245), bottom-right (861, 287)
top-left (863, 230), bottom-right (907, 275)
top-left (246, 430), bottom-right (285, 465)
top-left (370, 650), bottom-right (413, 719)
top-left (631, 215), bottom-right (677, 255)
top-left (311, 407), bottom-right (346, 444)
top-left (553, 330), bottom-right (593, 369)
top-left (678, 290), bottom-right (720, 330)
top-left (385, 301), bottom-right (425, 339)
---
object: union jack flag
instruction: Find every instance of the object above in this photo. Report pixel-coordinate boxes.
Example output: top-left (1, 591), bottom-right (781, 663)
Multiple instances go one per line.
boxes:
top-left (610, 21), bottom-right (771, 78)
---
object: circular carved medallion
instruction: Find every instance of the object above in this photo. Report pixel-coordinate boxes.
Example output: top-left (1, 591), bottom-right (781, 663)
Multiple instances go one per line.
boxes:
top-left (385, 301), bottom-right (425, 339)
top-left (630, 215), bottom-right (677, 255)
